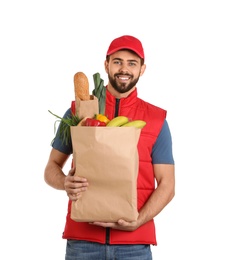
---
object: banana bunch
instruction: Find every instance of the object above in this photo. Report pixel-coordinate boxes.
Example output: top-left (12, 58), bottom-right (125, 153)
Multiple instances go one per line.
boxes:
top-left (106, 116), bottom-right (146, 129)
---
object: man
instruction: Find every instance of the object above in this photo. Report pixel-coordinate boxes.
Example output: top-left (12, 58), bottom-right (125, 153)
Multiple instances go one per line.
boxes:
top-left (44, 35), bottom-right (175, 260)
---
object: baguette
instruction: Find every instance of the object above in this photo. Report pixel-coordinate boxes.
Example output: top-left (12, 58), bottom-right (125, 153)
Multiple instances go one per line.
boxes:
top-left (74, 72), bottom-right (90, 101)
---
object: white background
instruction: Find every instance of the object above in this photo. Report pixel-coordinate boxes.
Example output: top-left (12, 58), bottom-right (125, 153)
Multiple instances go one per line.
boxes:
top-left (1, 0), bottom-right (231, 259)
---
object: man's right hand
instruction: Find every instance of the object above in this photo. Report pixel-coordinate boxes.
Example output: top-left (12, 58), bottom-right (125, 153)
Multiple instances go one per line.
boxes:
top-left (64, 167), bottom-right (89, 201)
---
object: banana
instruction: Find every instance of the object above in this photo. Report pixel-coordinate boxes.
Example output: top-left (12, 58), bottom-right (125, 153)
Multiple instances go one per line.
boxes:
top-left (121, 120), bottom-right (146, 129)
top-left (106, 116), bottom-right (129, 127)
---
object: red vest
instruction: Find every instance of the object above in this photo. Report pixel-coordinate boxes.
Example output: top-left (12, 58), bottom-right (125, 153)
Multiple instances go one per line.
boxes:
top-left (62, 87), bottom-right (166, 245)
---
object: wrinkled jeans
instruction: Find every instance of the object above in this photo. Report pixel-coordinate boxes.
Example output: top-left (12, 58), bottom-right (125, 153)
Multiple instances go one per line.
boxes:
top-left (65, 240), bottom-right (152, 260)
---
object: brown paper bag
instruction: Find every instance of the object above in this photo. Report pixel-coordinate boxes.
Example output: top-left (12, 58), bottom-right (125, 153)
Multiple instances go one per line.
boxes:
top-left (75, 95), bottom-right (99, 118)
top-left (70, 126), bottom-right (141, 222)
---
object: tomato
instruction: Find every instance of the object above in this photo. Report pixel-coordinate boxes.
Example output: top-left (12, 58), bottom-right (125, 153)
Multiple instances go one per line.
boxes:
top-left (85, 118), bottom-right (106, 127)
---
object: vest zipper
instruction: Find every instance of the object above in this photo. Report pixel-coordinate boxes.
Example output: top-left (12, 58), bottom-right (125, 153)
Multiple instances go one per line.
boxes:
top-left (115, 98), bottom-right (120, 117)
top-left (106, 227), bottom-right (110, 244)
top-left (105, 98), bottom-right (120, 244)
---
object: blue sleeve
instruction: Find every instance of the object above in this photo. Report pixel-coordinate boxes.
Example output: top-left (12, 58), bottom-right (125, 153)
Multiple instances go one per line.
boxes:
top-left (51, 108), bottom-right (73, 155)
top-left (151, 119), bottom-right (175, 164)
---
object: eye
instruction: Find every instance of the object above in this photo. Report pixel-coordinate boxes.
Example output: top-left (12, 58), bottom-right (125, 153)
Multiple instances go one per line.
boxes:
top-left (113, 60), bottom-right (121, 65)
top-left (128, 62), bottom-right (136, 66)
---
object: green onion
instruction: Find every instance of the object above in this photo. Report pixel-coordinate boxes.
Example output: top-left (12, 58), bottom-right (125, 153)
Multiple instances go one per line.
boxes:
top-left (48, 110), bottom-right (81, 145)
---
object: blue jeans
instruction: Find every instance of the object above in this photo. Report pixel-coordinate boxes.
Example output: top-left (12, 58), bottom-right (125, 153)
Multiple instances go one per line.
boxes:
top-left (65, 240), bottom-right (152, 260)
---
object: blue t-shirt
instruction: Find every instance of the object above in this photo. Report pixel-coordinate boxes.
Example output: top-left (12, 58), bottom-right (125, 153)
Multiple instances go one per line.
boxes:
top-left (52, 108), bottom-right (174, 165)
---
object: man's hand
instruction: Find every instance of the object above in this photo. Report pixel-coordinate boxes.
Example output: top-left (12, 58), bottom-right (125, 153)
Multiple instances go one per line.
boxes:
top-left (89, 218), bottom-right (140, 232)
top-left (64, 167), bottom-right (89, 201)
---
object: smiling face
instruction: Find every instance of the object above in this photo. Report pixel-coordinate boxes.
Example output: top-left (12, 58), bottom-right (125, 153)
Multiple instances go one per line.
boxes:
top-left (105, 50), bottom-right (146, 98)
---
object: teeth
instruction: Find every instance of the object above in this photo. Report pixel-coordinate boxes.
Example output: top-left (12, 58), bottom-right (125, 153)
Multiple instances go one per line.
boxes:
top-left (118, 75), bottom-right (129, 80)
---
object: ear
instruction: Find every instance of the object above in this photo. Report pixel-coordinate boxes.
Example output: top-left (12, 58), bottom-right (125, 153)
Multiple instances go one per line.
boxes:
top-left (140, 64), bottom-right (146, 76)
top-left (104, 60), bottom-right (109, 73)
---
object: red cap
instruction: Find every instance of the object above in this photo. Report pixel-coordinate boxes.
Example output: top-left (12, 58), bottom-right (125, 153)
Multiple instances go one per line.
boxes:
top-left (106, 35), bottom-right (145, 60)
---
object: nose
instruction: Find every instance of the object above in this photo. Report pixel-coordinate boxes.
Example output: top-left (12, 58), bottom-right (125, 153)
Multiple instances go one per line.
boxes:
top-left (119, 64), bottom-right (129, 73)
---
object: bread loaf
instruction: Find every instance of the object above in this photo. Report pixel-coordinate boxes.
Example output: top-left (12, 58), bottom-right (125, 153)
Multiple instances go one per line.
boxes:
top-left (74, 72), bottom-right (90, 101)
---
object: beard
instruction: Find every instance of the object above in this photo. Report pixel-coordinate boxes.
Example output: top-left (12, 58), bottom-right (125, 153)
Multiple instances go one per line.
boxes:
top-left (108, 73), bottom-right (140, 94)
